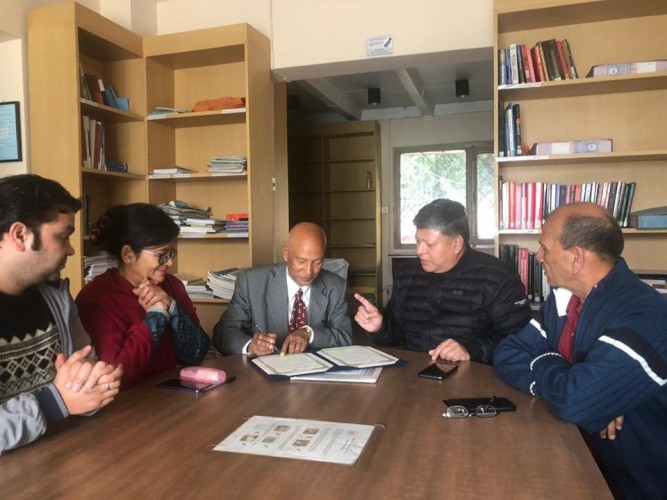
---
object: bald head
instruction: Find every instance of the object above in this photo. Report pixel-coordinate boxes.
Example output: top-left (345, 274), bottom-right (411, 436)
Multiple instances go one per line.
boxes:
top-left (545, 203), bottom-right (624, 263)
top-left (282, 222), bottom-right (327, 287)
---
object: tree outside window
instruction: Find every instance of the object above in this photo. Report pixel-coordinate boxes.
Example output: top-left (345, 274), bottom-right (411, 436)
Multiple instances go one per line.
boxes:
top-left (394, 143), bottom-right (494, 248)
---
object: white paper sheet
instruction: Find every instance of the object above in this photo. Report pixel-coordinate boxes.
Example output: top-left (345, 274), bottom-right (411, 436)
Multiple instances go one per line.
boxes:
top-left (251, 352), bottom-right (333, 376)
top-left (213, 416), bottom-right (375, 465)
top-left (317, 345), bottom-right (399, 368)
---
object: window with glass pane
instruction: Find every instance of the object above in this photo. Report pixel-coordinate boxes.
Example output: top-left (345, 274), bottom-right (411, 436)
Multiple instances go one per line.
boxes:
top-left (476, 152), bottom-right (495, 241)
top-left (395, 143), bottom-right (493, 248)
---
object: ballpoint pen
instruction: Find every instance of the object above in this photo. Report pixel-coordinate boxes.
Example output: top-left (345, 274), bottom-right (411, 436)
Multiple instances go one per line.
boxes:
top-left (253, 323), bottom-right (280, 355)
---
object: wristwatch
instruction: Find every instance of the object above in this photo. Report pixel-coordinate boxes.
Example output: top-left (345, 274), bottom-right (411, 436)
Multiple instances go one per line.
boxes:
top-left (302, 325), bottom-right (314, 341)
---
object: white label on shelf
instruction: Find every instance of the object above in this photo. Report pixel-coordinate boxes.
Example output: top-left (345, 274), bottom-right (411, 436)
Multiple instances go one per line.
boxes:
top-left (148, 174), bottom-right (170, 179)
top-left (173, 173), bottom-right (192, 178)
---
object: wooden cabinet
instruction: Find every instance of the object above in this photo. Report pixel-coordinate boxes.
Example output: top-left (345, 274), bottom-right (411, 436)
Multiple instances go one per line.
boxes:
top-left (28, 3), bottom-right (275, 333)
top-left (288, 122), bottom-right (382, 307)
top-left (494, 0), bottom-right (667, 269)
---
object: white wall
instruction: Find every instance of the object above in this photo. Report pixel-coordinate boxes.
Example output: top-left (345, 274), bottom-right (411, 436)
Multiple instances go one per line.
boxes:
top-left (0, 38), bottom-right (27, 176)
top-left (154, 0), bottom-right (494, 80)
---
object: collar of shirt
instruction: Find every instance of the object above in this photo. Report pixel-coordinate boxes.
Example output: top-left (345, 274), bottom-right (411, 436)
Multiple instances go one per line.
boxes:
top-left (286, 269), bottom-right (311, 312)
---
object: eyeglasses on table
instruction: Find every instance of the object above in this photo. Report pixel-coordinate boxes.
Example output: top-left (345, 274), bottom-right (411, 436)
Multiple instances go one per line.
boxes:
top-left (442, 396), bottom-right (498, 419)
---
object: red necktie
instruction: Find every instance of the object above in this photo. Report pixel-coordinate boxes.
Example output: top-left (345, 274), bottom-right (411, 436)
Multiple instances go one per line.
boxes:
top-left (288, 288), bottom-right (308, 333)
top-left (557, 294), bottom-right (582, 364)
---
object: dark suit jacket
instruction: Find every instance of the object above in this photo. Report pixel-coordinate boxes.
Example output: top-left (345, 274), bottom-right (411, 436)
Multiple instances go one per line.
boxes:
top-left (212, 263), bottom-right (354, 355)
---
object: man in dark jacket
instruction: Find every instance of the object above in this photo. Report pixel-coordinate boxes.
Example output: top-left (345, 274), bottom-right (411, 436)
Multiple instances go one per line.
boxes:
top-left (355, 199), bottom-right (531, 364)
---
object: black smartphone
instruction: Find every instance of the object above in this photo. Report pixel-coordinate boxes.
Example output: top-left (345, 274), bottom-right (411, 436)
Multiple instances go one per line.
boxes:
top-left (443, 397), bottom-right (516, 412)
top-left (418, 362), bottom-right (458, 380)
top-left (156, 378), bottom-right (215, 394)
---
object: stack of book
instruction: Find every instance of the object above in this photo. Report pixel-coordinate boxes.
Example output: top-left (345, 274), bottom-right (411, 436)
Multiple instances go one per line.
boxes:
top-left (498, 39), bottom-right (579, 86)
top-left (150, 166), bottom-right (196, 176)
top-left (207, 156), bottom-right (247, 175)
top-left (499, 245), bottom-right (549, 305)
top-left (105, 160), bottom-right (128, 173)
top-left (207, 268), bottom-right (243, 299)
top-left (221, 213), bottom-right (249, 237)
top-left (157, 201), bottom-right (218, 237)
top-left (499, 179), bottom-right (636, 230)
top-left (84, 252), bottom-right (117, 283)
top-left (173, 272), bottom-right (214, 299)
top-left (147, 107), bottom-right (188, 120)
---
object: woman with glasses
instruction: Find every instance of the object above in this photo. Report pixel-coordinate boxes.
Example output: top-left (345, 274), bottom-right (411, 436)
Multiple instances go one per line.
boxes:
top-left (76, 203), bottom-right (210, 388)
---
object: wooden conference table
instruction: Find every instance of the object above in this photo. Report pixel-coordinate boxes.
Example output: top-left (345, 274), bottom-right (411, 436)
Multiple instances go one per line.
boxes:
top-left (0, 349), bottom-right (611, 499)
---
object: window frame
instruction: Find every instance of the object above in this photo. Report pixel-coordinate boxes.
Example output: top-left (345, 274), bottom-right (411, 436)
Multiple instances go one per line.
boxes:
top-left (392, 141), bottom-right (494, 251)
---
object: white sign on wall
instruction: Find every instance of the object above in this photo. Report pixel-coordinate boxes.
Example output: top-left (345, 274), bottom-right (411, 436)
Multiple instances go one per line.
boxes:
top-left (366, 35), bottom-right (393, 58)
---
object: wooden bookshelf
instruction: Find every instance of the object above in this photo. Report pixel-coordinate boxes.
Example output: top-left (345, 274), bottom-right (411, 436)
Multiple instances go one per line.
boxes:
top-left (494, 0), bottom-right (667, 270)
top-left (28, 3), bottom-right (275, 334)
top-left (288, 122), bottom-right (382, 306)
top-left (144, 24), bottom-right (274, 333)
top-left (28, 2), bottom-right (147, 289)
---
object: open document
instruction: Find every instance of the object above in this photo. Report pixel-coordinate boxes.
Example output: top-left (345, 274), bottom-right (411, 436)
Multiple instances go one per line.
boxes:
top-left (317, 345), bottom-right (399, 368)
top-left (251, 352), bottom-right (333, 377)
top-left (291, 367), bottom-right (383, 384)
top-left (213, 416), bottom-right (376, 465)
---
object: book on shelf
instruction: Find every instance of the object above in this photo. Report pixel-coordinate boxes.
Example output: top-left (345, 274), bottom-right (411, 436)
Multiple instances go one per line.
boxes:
top-left (633, 270), bottom-right (667, 296)
top-left (499, 180), bottom-right (636, 229)
top-left (499, 244), bottom-right (549, 305)
top-left (499, 38), bottom-right (579, 85)
top-left (586, 60), bottom-right (667, 78)
top-left (530, 139), bottom-right (612, 155)
top-left (151, 166), bottom-right (196, 175)
top-left (81, 116), bottom-right (106, 170)
top-left (105, 160), bottom-right (128, 173)
top-left (629, 206), bottom-right (667, 230)
top-left (147, 107), bottom-right (189, 120)
top-left (501, 103), bottom-right (522, 157)
top-left (207, 267), bottom-right (244, 300)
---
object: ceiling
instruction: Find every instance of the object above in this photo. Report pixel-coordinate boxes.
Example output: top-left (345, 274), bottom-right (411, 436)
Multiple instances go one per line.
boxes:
top-left (282, 48), bottom-right (495, 124)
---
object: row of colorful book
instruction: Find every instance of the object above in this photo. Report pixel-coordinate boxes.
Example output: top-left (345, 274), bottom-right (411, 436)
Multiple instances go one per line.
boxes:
top-left (499, 39), bottom-right (579, 86)
top-left (79, 68), bottom-right (129, 111)
top-left (499, 180), bottom-right (637, 230)
top-left (499, 245), bottom-right (549, 305)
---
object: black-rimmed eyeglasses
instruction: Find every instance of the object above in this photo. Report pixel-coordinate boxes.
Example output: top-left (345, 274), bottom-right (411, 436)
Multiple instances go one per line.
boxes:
top-left (442, 397), bottom-right (497, 419)
top-left (142, 248), bottom-right (177, 265)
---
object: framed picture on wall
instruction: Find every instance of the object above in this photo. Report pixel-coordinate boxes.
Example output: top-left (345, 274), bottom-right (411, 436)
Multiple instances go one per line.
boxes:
top-left (0, 101), bottom-right (22, 163)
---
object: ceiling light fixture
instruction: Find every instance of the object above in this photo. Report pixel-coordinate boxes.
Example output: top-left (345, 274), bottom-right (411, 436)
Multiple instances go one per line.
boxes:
top-left (368, 87), bottom-right (381, 106)
top-left (455, 79), bottom-right (469, 98)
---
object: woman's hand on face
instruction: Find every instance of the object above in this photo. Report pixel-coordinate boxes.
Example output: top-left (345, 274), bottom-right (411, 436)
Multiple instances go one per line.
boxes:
top-left (133, 278), bottom-right (172, 312)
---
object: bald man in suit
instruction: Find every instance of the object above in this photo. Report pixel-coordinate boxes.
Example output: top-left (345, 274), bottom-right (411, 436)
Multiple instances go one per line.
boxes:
top-left (213, 222), bottom-right (354, 356)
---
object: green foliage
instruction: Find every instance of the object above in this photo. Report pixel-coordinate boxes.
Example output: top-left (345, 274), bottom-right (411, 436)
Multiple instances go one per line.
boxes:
top-left (399, 151), bottom-right (467, 242)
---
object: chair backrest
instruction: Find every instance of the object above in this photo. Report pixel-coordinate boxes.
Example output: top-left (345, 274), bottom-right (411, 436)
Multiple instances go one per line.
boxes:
top-left (323, 258), bottom-right (349, 281)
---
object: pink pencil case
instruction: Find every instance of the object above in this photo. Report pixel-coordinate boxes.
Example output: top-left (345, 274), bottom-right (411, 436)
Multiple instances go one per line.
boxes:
top-left (180, 366), bottom-right (227, 385)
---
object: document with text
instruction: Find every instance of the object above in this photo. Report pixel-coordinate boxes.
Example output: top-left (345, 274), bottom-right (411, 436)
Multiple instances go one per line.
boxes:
top-left (317, 345), bottom-right (399, 368)
top-left (213, 415), bottom-right (375, 465)
top-left (251, 352), bottom-right (333, 377)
